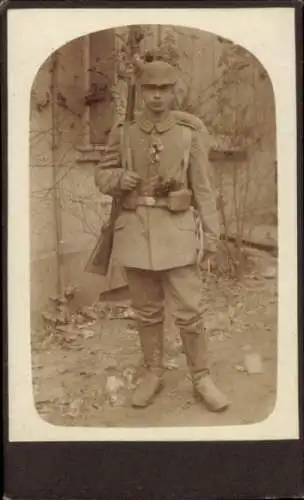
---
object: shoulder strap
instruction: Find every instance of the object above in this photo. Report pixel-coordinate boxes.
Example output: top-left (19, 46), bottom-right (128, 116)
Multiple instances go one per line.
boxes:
top-left (119, 123), bottom-right (133, 171)
top-left (181, 126), bottom-right (192, 185)
top-left (182, 125), bottom-right (192, 169)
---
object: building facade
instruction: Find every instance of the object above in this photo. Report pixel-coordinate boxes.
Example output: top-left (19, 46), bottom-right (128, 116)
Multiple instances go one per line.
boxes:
top-left (30, 25), bottom-right (277, 317)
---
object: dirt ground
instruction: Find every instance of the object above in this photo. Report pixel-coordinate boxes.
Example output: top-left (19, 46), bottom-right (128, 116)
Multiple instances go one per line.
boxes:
top-left (31, 249), bottom-right (277, 428)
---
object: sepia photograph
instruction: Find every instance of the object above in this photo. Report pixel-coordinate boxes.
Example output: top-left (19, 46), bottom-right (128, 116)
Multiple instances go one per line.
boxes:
top-left (28, 22), bottom-right (279, 429)
top-left (7, 8), bottom-right (298, 440)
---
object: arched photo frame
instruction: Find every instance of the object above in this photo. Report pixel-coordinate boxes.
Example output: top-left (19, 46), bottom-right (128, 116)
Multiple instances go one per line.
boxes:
top-left (7, 7), bottom-right (298, 443)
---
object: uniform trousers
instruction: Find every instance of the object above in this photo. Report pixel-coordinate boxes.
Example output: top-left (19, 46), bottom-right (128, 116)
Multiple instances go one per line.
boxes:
top-left (125, 264), bottom-right (203, 328)
top-left (125, 264), bottom-right (209, 370)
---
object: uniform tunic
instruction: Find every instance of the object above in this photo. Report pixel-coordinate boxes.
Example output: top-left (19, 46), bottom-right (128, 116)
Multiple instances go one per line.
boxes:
top-left (95, 110), bottom-right (220, 272)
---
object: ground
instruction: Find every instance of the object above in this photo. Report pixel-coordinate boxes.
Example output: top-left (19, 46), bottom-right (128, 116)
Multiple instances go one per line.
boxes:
top-left (31, 248), bottom-right (277, 428)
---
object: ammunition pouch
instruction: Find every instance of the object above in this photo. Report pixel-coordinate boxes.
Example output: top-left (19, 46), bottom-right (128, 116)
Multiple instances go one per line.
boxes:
top-left (167, 189), bottom-right (192, 212)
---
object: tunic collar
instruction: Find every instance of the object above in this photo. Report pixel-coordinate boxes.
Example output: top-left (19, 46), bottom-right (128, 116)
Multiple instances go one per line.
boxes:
top-left (138, 111), bottom-right (176, 134)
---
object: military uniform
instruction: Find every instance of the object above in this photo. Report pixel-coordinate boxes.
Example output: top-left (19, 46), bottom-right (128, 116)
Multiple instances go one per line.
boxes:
top-left (95, 60), bottom-right (229, 411)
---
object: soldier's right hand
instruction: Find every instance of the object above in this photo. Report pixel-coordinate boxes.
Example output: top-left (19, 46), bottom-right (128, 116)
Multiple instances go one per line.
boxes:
top-left (120, 172), bottom-right (141, 191)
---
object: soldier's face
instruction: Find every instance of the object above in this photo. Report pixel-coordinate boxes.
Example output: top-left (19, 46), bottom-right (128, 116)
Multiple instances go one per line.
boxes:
top-left (141, 84), bottom-right (175, 114)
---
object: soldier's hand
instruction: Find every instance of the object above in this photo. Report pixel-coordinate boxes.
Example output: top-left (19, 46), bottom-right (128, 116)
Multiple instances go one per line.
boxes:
top-left (120, 172), bottom-right (141, 191)
top-left (100, 146), bottom-right (121, 168)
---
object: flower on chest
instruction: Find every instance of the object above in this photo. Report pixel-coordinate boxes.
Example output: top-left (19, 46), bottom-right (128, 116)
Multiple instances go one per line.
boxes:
top-left (148, 137), bottom-right (164, 166)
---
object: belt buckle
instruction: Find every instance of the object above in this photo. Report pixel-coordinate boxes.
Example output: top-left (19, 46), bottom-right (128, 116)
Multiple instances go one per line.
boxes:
top-left (144, 196), bottom-right (156, 206)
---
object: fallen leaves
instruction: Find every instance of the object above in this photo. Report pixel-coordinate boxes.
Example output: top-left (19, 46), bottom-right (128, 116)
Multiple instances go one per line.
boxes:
top-left (234, 364), bottom-right (246, 373)
top-left (233, 345), bottom-right (264, 375)
top-left (66, 398), bottom-right (83, 418)
top-left (41, 287), bottom-right (109, 349)
top-left (79, 306), bottom-right (99, 322)
top-left (32, 250), bottom-right (276, 426)
top-left (261, 266), bottom-right (277, 280)
top-left (242, 345), bottom-right (263, 374)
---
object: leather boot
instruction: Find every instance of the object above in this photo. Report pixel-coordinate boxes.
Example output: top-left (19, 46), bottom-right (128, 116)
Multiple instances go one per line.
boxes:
top-left (180, 328), bottom-right (230, 412)
top-left (132, 323), bottom-right (164, 408)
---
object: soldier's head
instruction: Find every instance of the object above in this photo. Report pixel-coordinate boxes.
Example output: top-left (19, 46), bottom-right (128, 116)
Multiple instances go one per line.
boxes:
top-left (138, 59), bottom-right (177, 114)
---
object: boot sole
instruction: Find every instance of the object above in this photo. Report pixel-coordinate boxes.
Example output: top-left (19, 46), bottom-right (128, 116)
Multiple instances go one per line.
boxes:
top-left (193, 390), bottom-right (230, 413)
top-left (131, 382), bottom-right (164, 409)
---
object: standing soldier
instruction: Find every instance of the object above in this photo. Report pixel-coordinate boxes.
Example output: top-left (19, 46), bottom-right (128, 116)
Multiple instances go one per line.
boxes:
top-left (95, 58), bottom-right (230, 412)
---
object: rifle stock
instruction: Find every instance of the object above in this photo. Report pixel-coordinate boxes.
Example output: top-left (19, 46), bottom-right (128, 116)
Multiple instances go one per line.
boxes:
top-left (84, 198), bottom-right (121, 275)
top-left (85, 26), bottom-right (140, 276)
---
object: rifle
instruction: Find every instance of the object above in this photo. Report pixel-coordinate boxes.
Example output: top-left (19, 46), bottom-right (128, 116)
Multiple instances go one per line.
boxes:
top-left (85, 26), bottom-right (143, 276)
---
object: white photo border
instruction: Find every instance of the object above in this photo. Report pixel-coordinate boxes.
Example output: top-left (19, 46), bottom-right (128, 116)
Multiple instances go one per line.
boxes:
top-left (7, 7), bottom-right (298, 442)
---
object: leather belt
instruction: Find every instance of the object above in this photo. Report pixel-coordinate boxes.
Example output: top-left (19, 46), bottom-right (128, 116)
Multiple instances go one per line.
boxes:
top-left (123, 196), bottom-right (169, 209)
top-left (136, 196), bottom-right (168, 207)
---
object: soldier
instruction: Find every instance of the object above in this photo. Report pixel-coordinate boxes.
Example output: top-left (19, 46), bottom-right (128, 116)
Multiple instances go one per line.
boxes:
top-left (95, 59), bottom-right (230, 412)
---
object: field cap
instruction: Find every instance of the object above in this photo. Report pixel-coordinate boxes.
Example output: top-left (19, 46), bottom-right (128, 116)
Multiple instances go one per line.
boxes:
top-left (139, 60), bottom-right (177, 86)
